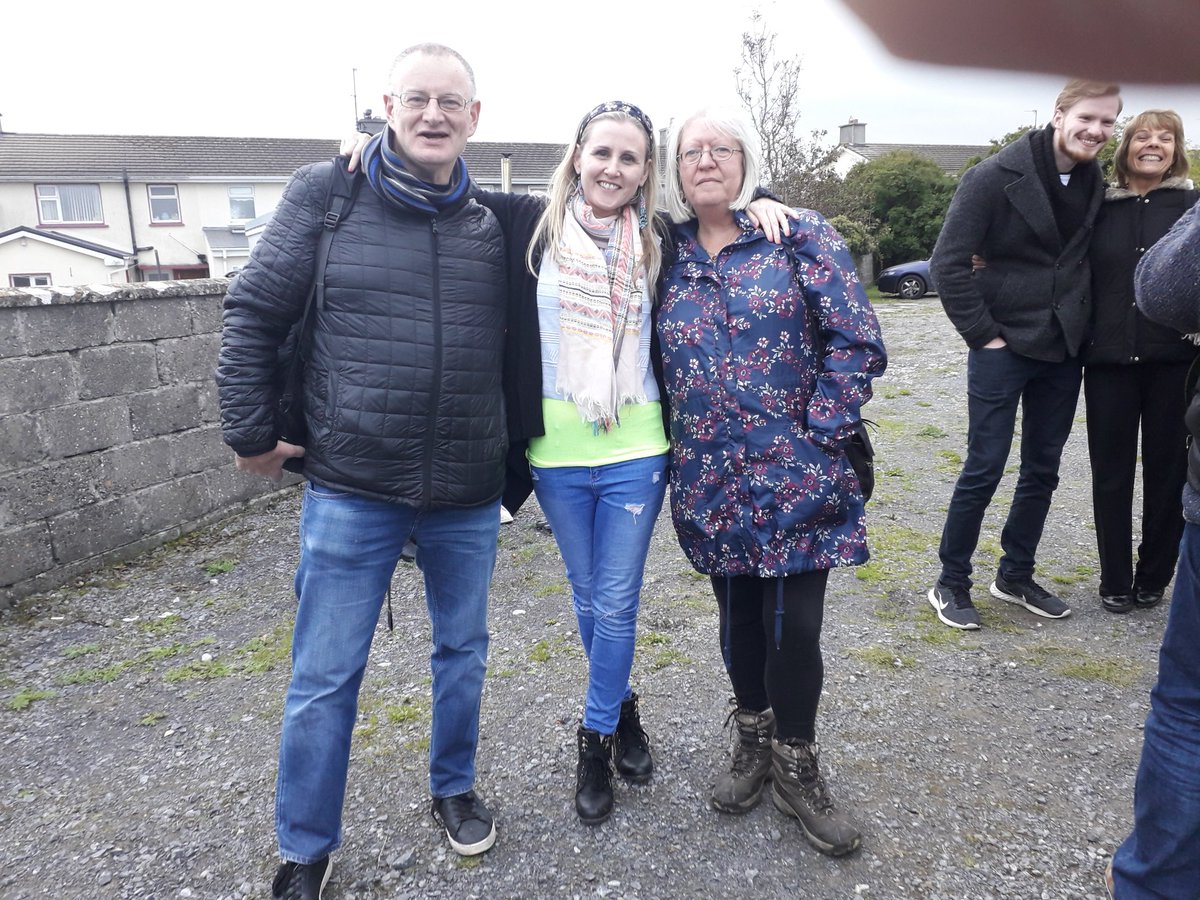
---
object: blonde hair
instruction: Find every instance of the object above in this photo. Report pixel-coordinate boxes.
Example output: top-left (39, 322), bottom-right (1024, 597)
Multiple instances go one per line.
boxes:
top-left (526, 110), bottom-right (662, 287)
top-left (1114, 109), bottom-right (1189, 188)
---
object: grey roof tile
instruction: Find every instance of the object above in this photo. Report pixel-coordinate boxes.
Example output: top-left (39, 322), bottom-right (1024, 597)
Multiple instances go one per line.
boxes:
top-left (0, 132), bottom-right (564, 185)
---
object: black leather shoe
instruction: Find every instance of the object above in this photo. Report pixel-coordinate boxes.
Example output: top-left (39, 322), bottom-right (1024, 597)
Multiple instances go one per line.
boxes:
top-left (576, 727), bottom-right (614, 824)
top-left (272, 857), bottom-right (331, 899)
top-left (431, 789), bottom-right (496, 856)
top-left (1134, 588), bottom-right (1164, 608)
top-left (1101, 594), bottom-right (1135, 614)
top-left (613, 692), bottom-right (653, 784)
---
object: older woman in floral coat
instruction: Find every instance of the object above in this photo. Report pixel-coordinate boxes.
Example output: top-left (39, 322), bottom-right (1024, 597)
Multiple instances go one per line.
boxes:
top-left (657, 109), bottom-right (886, 857)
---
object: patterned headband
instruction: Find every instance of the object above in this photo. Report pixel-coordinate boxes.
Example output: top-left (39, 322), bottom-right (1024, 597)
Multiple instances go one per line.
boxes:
top-left (575, 100), bottom-right (655, 148)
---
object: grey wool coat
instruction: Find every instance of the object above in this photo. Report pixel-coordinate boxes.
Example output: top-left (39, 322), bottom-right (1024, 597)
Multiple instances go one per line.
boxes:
top-left (930, 130), bottom-right (1104, 361)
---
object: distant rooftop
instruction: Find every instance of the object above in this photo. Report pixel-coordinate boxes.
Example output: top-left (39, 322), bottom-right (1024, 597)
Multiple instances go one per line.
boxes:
top-left (0, 132), bottom-right (564, 186)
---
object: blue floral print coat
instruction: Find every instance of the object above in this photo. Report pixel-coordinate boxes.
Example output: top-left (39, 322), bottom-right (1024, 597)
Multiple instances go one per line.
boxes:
top-left (657, 210), bottom-right (886, 577)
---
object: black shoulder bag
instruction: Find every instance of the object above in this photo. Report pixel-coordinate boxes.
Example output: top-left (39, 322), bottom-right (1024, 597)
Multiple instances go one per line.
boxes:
top-left (274, 158), bottom-right (363, 473)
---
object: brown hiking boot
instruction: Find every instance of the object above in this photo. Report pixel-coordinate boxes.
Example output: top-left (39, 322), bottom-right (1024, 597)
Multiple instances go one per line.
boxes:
top-left (711, 703), bottom-right (775, 813)
top-left (770, 737), bottom-right (861, 856)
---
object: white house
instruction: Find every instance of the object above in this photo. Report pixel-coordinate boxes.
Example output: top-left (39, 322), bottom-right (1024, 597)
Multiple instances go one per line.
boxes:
top-left (0, 128), bottom-right (565, 288)
top-left (831, 118), bottom-right (990, 178)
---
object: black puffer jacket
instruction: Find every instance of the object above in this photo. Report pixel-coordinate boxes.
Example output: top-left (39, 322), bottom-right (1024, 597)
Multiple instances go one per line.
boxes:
top-left (1084, 177), bottom-right (1199, 365)
top-left (216, 160), bottom-right (508, 509)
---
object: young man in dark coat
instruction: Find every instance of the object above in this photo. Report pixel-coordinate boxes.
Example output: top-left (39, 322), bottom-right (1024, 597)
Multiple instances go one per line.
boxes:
top-left (926, 79), bottom-right (1121, 630)
top-left (217, 43), bottom-right (509, 899)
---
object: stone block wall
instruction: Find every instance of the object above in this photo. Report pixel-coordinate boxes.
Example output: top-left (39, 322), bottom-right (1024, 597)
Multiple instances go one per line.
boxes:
top-left (0, 280), bottom-right (293, 607)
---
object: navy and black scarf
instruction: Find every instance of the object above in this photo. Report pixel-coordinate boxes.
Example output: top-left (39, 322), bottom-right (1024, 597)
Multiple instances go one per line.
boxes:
top-left (361, 126), bottom-right (471, 215)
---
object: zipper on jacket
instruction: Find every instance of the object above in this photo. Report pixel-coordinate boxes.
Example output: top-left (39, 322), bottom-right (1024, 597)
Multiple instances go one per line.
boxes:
top-left (421, 217), bottom-right (443, 508)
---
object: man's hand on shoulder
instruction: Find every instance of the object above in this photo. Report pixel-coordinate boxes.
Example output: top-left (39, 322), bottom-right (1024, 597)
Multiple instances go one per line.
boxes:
top-left (235, 441), bottom-right (305, 482)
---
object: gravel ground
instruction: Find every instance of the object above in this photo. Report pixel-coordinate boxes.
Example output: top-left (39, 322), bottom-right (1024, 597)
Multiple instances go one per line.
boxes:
top-left (0, 297), bottom-right (1162, 899)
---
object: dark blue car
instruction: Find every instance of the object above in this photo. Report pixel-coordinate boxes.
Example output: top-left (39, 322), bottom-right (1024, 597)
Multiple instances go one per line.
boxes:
top-left (877, 259), bottom-right (935, 299)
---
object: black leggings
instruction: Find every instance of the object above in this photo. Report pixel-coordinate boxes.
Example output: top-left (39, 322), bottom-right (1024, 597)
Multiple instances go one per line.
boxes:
top-left (711, 571), bottom-right (828, 743)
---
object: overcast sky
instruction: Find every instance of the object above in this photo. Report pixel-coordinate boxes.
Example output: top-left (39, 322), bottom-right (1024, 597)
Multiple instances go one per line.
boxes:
top-left (6, 0), bottom-right (1200, 152)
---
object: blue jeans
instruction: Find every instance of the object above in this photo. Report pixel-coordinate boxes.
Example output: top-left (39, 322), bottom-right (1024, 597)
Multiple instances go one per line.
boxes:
top-left (1112, 522), bottom-right (1200, 899)
top-left (531, 454), bottom-right (667, 734)
top-left (276, 483), bottom-right (499, 864)
top-left (938, 347), bottom-right (1081, 589)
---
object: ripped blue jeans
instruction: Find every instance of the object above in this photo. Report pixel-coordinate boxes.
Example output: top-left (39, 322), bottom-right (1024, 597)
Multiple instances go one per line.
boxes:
top-left (531, 454), bottom-right (668, 734)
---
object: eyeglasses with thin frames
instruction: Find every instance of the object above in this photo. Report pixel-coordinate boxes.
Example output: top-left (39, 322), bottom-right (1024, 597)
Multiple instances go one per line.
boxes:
top-left (391, 91), bottom-right (471, 113)
top-left (677, 146), bottom-right (742, 166)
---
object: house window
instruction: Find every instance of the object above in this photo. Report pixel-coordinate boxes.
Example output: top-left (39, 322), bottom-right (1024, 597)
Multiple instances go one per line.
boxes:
top-left (229, 186), bottom-right (255, 221)
top-left (36, 184), bottom-right (103, 224)
top-left (10, 274), bottom-right (52, 288)
top-left (148, 184), bottom-right (181, 223)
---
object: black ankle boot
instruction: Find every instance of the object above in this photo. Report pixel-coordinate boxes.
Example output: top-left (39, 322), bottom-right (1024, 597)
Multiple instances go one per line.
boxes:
top-left (612, 692), bottom-right (653, 783)
top-left (575, 727), bottom-right (614, 825)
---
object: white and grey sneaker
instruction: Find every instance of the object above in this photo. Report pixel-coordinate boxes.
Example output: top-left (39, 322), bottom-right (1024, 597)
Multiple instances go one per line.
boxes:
top-left (928, 580), bottom-right (981, 630)
top-left (990, 575), bottom-right (1071, 619)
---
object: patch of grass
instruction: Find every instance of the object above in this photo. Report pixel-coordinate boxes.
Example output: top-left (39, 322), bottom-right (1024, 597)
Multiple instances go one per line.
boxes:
top-left (532, 580), bottom-right (567, 598)
top-left (62, 643), bottom-right (101, 659)
top-left (139, 712), bottom-right (167, 726)
top-left (915, 400), bottom-right (933, 408)
top-left (854, 560), bottom-right (888, 584)
top-left (385, 702), bottom-right (425, 725)
top-left (917, 424), bottom-right (946, 439)
top-left (512, 545), bottom-right (539, 565)
top-left (649, 648), bottom-right (690, 671)
top-left (138, 613), bottom-right (182, 635)
top-left (935, 448), bottom-right (963, 467)
top-left (239, 626), bottom-right (292, 674)
top-left (871, 602), bottom-right (910, 623)
top-left (6, 688), bottom-right (56, 711)
top-left (488, 667), bottom-right (519, 678)
top-left (528, 639), bottom-right (553, 663)
top-left (682, 569), bottom-right (708, 582)
top-left (850, 646), bottom-right (917, 670)
top-left (202, 559), bottom-right (237, 576)
top-left (140, 643), bottom-right (187, 662)
top-left (456, 855), bottom-right (484, 870)
top-left (164, 658), bottom-right (234, 683)
top-left (57, 662), bottom-right (131, 685)
top-left (637, 631), bottom-right (671, 647)
top-left (1015, 643), bottom-right (1140, 686)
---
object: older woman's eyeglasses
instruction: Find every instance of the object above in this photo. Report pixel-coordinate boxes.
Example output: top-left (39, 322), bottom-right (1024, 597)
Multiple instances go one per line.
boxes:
top-left (391, 91), bottom-right (471, 112)
top-left (678, 146), bottom-right (742, 166)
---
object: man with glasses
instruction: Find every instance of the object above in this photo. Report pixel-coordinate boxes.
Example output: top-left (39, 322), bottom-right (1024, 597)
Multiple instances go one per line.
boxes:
top-left (217, 43), bottom-right (509, 899)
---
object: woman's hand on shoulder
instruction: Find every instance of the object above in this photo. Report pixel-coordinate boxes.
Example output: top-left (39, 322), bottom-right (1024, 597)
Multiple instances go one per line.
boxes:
top-left (747, 197), bottom-right (799, 244)
top-left (338, 132), bottom-right (372, 172)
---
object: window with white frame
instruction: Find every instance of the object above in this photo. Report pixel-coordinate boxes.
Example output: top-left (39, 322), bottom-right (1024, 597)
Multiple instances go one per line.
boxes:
top-left (148, 184), bottom-right (181, 223)
top-left (228, 186), bottom-right (255, 221)
top-left (10, 274), bottom-right (52, 288)
top-left (36, 184), bottom-right (103, 224)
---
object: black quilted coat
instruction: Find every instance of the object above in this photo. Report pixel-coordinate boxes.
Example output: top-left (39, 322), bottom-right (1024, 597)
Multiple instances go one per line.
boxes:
top-left (216, 160), bottom-right (508, 509)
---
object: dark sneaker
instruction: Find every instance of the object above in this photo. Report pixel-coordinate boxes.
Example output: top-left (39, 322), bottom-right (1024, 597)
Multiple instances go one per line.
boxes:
top-left (431, 789), bottom-right (496, 856)
top-left (1134, 588), bottom-right (1164, 609)
top-left (990, 575), bottom-right (1071, 619)
top-left (927, 580), bottom-right (981, 629)
top-left (272, 857), bottom-right (331, 900)
top-left (1101, 593), bottom-right (1135, 614)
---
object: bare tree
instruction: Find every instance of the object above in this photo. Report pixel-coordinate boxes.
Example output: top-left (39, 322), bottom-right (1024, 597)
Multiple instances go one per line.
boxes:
top-left (735, 12), bottom-right (838, 208)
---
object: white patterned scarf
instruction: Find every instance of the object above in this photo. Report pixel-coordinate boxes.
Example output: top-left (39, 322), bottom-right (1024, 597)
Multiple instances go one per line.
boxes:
top-left (555, 190), bottom-right (646, 431)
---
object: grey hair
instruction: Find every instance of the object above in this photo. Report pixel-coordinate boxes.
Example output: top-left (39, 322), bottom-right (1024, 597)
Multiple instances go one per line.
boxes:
top-left (388, 43), bottom-right (477, 99)
top-left (664, 108), bottom-right (762, 223)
